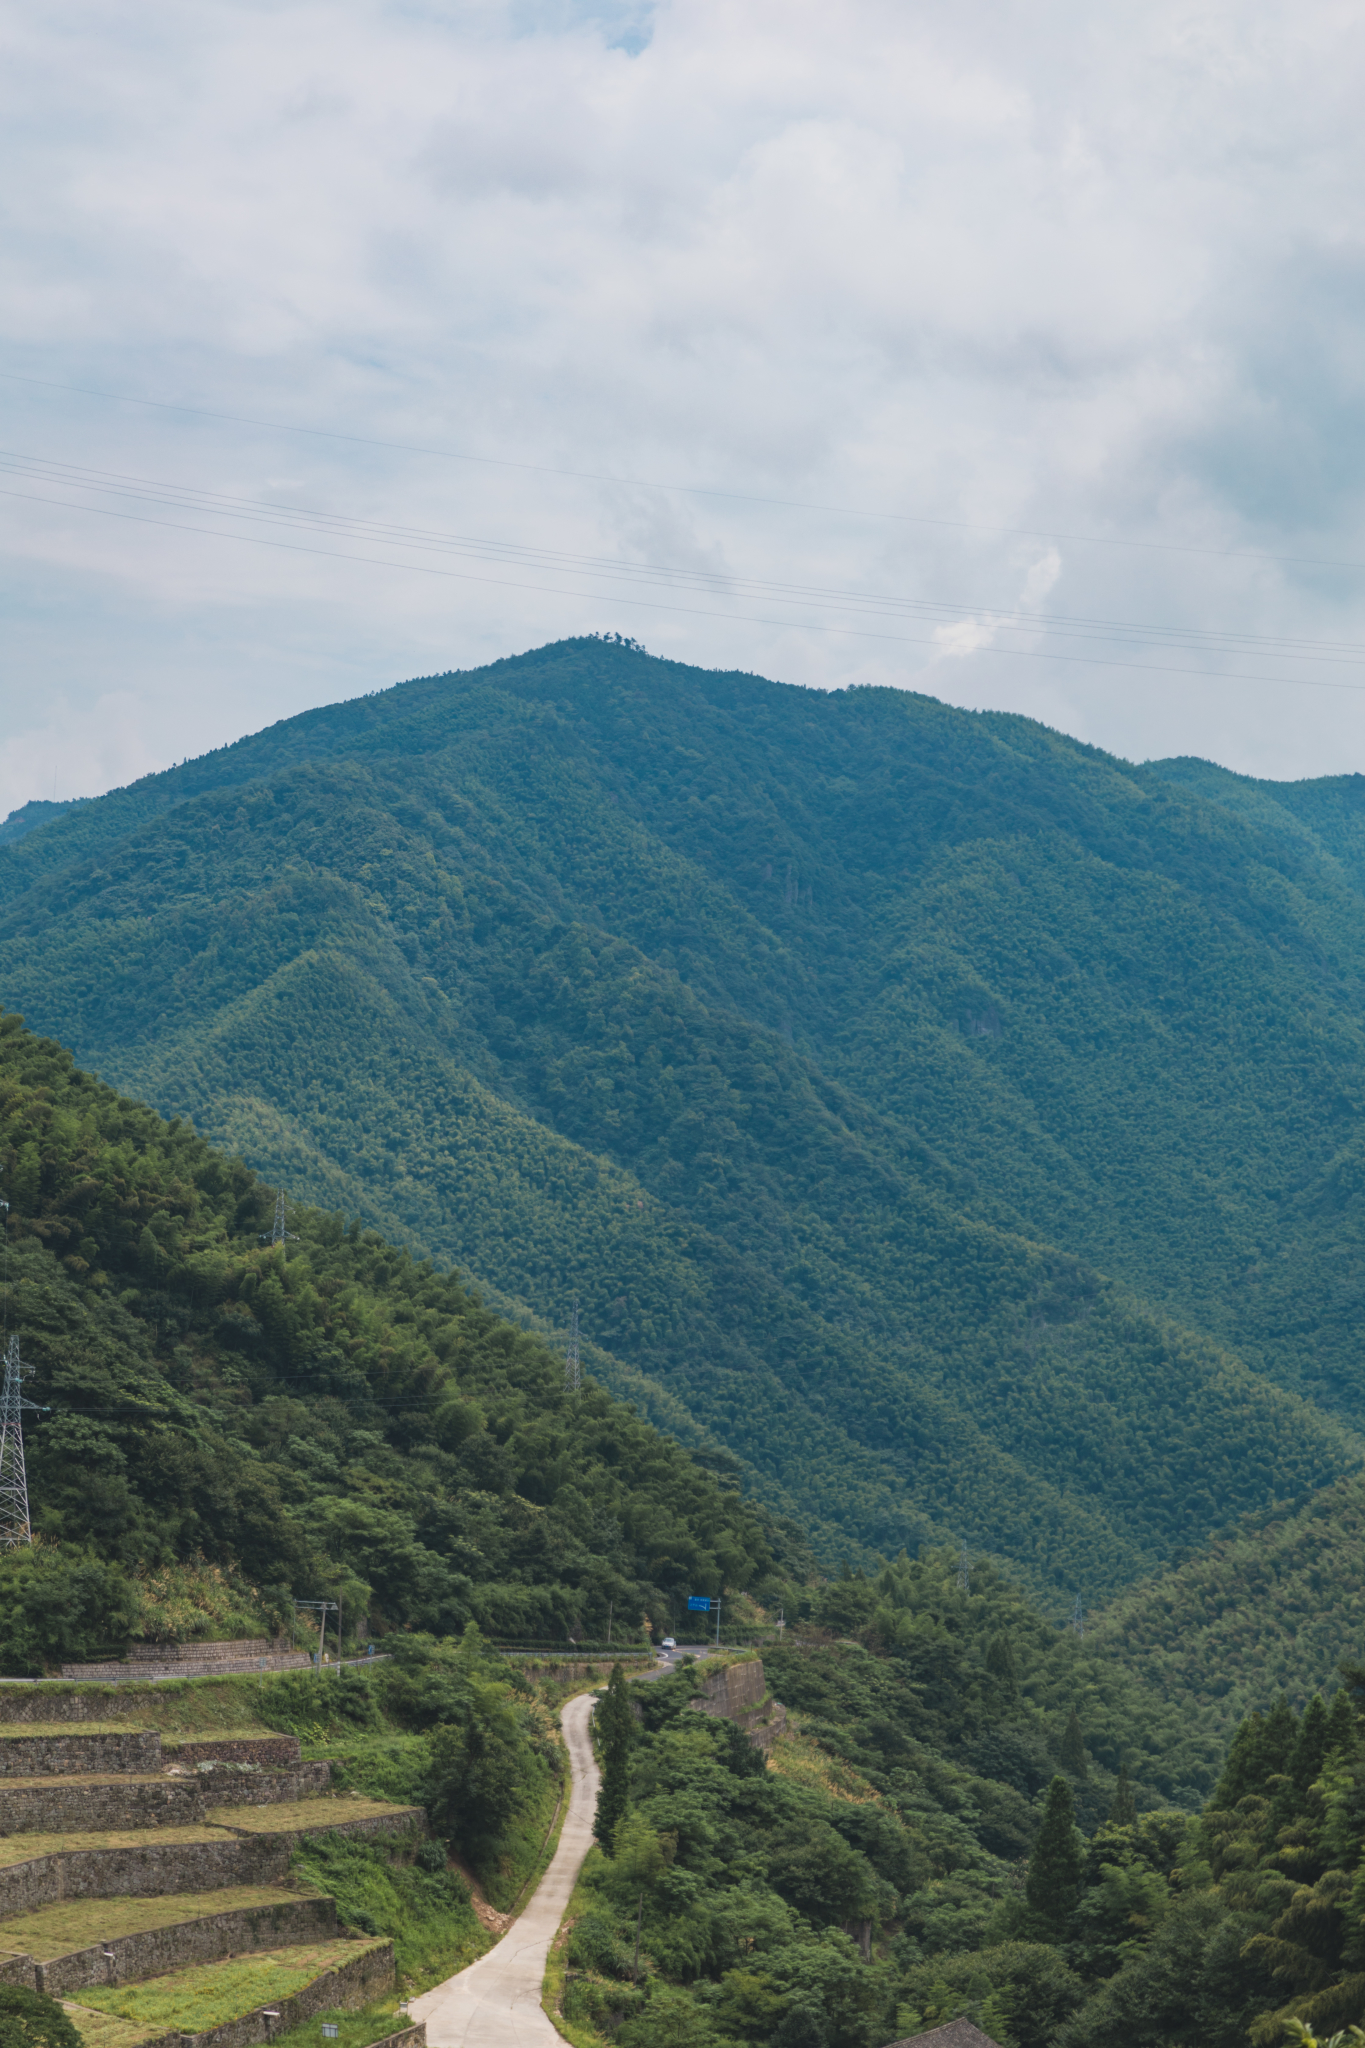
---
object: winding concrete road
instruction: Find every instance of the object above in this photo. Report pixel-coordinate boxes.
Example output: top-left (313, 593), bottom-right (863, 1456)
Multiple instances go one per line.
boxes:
top-left (412, 1690), bottom-right (600, 2047)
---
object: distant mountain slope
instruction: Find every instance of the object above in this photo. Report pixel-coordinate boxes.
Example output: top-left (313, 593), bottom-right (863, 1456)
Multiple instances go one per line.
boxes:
top-left (1089, 1467), bottom-right (1365, 1732)
top-left (4, 639), bottom-right (1365, 1603)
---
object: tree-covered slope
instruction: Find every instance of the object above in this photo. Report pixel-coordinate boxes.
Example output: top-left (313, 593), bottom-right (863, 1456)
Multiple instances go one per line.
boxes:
top-left (0, 1012), bottom-right (802, 1671)
top-left (4, 640), bottom-right (1365, 1605)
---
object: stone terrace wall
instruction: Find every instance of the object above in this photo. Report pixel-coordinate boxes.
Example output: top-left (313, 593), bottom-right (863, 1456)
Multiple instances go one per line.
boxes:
top-left (0, 1765), bottom-right (331, 1835)
top-left (179, 1938), bottom-right (395, 2048)
top-left (62, 1654), bottom-right (311, 1683)
top-left (0, 1833), bottom-right (290, 1918)
top-left (0, 1691), bottom-right (140, 1728)
top-left (0, 1732), bottom-right (161, 1777)
top-left (163, 1740), bottom-right (301, 1770)
top-left (39, 1894), bottom-right (338, 1997)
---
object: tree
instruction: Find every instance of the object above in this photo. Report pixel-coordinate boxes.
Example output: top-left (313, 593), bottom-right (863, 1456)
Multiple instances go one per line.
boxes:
top-left (1290, 1696), bottom-right (1332, 1800)
top-left (0, 1989), bottom-right (81, 2048)
top-left (1027, 1776), bottom-right (1085, 1938)
top-left (1061, 1708), bottom-right (1089, 1779)
top-left (986, 1631), bottom-right (1020, 1705)
top-left (1109, 1761), bottom-right (1137, 1827)
top-left (594, 1661), bottom-right (634, 1853)
top-left (425, 1674), bottom-right (533, 1858)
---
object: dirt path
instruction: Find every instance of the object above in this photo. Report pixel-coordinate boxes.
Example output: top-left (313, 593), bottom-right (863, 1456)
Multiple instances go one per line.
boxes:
top-left (411, 1690), bottom-right (600, 2047)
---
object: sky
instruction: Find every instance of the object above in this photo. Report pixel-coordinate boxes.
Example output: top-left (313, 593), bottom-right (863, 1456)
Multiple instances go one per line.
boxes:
top-left (3, 0), bottom-right (1365, 820)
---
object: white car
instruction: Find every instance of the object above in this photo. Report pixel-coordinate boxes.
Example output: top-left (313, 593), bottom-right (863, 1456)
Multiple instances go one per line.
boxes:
top-left (660, 1637), bottom-right (676, 1652)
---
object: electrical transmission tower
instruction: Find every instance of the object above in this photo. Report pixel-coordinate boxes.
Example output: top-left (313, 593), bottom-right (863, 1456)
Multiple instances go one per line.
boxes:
top-left (1071, 1593), bottom-right (1084, 1638)
top-left (0, 1336), bottom-right (40, 1548)
top-left (260, 1189), bottom-right (297, 1249)
top-left (565, 1296), bottom-right (581, 1396)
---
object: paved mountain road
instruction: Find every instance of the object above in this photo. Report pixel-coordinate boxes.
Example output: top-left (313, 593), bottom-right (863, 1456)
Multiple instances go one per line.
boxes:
top-left (411, 1650), bottom-right (715, 2045)
top-left (412, 1689), bottom-right (600, 2047)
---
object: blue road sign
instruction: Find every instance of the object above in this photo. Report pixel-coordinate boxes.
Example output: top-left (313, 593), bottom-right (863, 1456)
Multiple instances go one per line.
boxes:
top-left (687, 1595), bottom-right (711, 1611)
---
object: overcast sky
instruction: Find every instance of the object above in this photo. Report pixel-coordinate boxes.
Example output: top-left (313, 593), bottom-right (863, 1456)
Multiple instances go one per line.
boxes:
top-left (3, 0), bottom-right (1365, 819)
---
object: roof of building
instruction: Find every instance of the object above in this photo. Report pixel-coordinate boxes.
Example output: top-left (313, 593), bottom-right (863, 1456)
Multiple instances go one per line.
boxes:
top-left (885, 2023), bottom-right (1000, 2048)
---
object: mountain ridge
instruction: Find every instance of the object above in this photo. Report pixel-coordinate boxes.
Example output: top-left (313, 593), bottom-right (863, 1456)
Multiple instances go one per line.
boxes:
top-left (6, 639), bottom-right (1365, 1612)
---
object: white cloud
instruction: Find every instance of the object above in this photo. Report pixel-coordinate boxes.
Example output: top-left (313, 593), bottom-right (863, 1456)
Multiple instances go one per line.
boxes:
top-left (3, 0), bottom-right (1365, 815)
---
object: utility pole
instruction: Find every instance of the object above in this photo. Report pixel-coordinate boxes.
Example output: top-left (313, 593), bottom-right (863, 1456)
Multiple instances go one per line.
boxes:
top-left (715, 1595), bottom-right (722, 1649)
top-left (295, 1600), bottom-right (340, 1670)
top-left (565, 1295), bottom-right (581, 1396)
top-left (607, 1598), bottom-right (613, 1647)
top-left (0, 1336), bottom-right (40, 1548)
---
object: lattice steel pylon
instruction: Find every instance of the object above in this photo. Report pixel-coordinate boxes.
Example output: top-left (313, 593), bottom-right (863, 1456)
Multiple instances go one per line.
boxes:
top-left (260, 1189), bottom-right (297, 1249)
top-left (0, 1336), bottom-right (39, 1548)
top-left (565, 1296), bottom-right (581, 1396)
top-left (1071, 1593), bottom-right (1085, 1638)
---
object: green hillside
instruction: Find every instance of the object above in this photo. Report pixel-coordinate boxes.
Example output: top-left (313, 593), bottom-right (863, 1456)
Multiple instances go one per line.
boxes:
top-left (5, 639), bottom-right (1365, 1609)
top-left (0, 1012), bottom-right (799, 1670)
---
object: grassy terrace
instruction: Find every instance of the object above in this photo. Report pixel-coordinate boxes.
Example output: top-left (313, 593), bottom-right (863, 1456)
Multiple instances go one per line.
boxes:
top-left (70, 1939), bottom-right (386, 2035)
top-left (0, 1724), bottom-right (149, 1740)
top-left (0, 1885), bottom-right (323, 1957)
top-left (0, 1826), bottom-right (231, 1866)
top-left (203, 1800), bottom-right (417, 1835)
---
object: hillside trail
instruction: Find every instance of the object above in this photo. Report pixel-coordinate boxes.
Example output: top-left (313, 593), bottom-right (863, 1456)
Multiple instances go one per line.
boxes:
top-left (411, 1689), bottom-right (600, 2047)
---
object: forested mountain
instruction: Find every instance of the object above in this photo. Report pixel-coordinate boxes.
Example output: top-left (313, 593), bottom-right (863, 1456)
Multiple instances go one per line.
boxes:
top-left (0, 1013), bottom-right (799, 1670)
top-left (5, 638), bottom-right (1365, 1611)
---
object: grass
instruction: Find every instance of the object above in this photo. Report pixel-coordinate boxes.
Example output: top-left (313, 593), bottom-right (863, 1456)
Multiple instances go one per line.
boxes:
top-left (0, 1723), bottom-right (147, 1740)
top-left (289, 1834), bottom-right (485, 1992)
top-left (205, 1798), bottom-right (416, 1835)
top-left (61, 2004), bottom-right (152, 2048)
top-left (542, 1857), bottom-right (619, 2048)
top-left (258, 1999), bottom-right (417, 2048)
top-left (0, 1676), bottom-right (307, 1738)
top-left (73, 1938), bottom-right (385, 2030)
top-left (766, 1718), bottom-right (882, 1805)
top-left (0, 1826), bottom-right (229, 1867)
top-left (0, 1885), bottom-right (322, 1959)
top-left (300, 1735), bottom-right (426, 1807)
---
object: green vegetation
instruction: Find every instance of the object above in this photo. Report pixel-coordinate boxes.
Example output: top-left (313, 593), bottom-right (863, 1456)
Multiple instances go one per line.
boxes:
top-left (0, 1987), bottom-right (81, 2048)
top-left (74, 1940), bottom-right (383, 2031)
top-left (0, 1889), bottom-right (320, 1960)
top-left (287, 1834), bottom-right (481, 1988)
top-left (0, 1012), bottom-right (801, 1674)
top-left (555, 1652), bottom-right (1365, 2048)
top-left (6, 639), bottom-right (1365, 1603)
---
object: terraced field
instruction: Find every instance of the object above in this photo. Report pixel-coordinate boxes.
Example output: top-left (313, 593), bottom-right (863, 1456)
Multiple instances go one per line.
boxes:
top-left (73, 1938), bottom-right (389, 2036)
top-left (0, 1667), bottom-right (425, 2048)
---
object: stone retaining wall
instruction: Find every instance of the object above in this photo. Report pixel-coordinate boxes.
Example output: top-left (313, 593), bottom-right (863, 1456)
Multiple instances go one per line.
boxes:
top-left (0, 1692), bottom-right (137, 1728)
top-left (0, 1765), bottom-right (332, 1836)
top-left (690, 1661), bottom-right (786, 1752)
top-left (0, 1833), bottom-right (290, 1918)
top-left (162, 1740), bottom-right (301, 1770)
top-left (277, 1808), bottom-right (424, 1850)
top-left (61, 1655), bottom-right (311, 1683)
top-left (179, 1938), bottom-right (395, 2048)
top-left (367, 2025), bottom-right (425, 2048)
top-left (0, 1951), bottom-right (35, 1988)
top-left (0, 1777), bottom-right (204, 1834)
top-left (39, 1893), bottom-right (338, 1997)
top-left (0, 1732), bottom-right (161, 1777)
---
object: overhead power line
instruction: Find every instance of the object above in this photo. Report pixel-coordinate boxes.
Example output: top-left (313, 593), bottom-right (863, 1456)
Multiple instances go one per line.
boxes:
top-left (4, 366), bottom-right (1365, 577)
top-left (2, 459), bottom-right (1364, 695)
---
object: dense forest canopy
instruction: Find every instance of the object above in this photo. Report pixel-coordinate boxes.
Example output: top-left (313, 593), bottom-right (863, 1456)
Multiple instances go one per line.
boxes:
top-left (5, 640), bottom-right (1365, 1614)
top-left (0, 1012), bottom-right (804, 1671)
